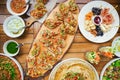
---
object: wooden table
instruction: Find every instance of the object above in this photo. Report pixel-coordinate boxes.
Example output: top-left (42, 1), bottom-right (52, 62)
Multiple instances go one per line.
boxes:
top-left (0, 0), bottom-right (120, 80)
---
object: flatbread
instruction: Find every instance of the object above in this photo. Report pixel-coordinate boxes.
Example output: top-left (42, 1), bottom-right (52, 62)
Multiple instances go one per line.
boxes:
top-left (26, 0), bottom-right (79, 78)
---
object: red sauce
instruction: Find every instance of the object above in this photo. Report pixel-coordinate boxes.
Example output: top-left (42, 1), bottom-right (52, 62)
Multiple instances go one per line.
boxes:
top-left (10, 0), bottom-right (26, 13)
top-left (94, 16), bottom-right (101, 25)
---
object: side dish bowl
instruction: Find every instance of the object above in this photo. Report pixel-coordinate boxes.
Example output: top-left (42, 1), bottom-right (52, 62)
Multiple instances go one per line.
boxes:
top-left (3, 16), bottom-right (25, 38)
top-left (0, 53), bottom-right (24, 80)
top-left (7, 0), bottom-right (29, 16)
top-left (100, 58), bottom-right (120, 80)
top-left (49, 58), bottom-right (99, 80)
top-left (3, 40), bottom-right (20, 57)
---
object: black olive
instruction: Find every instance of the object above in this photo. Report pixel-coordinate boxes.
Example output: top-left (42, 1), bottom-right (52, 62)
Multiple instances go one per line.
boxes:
top-left (95, 26), bottom-right (103, 36)
top-left (92, 7), bottom-right (102, 15)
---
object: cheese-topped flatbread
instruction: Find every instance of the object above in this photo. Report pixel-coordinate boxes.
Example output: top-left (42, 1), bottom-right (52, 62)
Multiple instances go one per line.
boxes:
top-left (27, 0), bottom-right (79, 78)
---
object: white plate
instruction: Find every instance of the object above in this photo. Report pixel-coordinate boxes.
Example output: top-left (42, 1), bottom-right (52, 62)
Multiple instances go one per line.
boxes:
top-left (49, 58), bottom-right (99, 80)
top-left (78, 1), bottom-right (119, 43)
top-left (112, 36), bottom-right (120, 57)
top-left (100, 58), bottom-right (120, 80)
top-left (27, 0), bottom-right (57, 23)
top-left (7, 0), bottom-right (29, 16)
top-left (0, 53), bottom-right (24, 80)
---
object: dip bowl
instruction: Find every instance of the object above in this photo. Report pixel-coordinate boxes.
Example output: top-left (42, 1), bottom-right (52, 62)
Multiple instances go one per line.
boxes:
top-left (3, 16), bottom-right (25, 38)
top-left (3, 40), bottom-right (20, 57)
top-left (7, 0), bottom-right (29, 16)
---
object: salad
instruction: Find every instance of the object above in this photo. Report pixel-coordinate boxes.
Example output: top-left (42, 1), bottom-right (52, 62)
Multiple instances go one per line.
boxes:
top-left (84, 7), bottom-right (114, 36)
top-left (102, 59), bottom-right (120, 80)
top-left (85, 51), bottom-right (100, 64)
top-left (99, 46), bottom-right (115, 58)
top-left (112, 37), bottom-right (120, 57)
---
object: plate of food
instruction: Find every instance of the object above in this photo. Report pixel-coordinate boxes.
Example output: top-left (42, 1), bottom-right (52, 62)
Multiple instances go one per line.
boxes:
top-left (100, 58), bottom-right (120, 80)
top-left (0, 53), bottom-right (24, 80)
top-left (49, 58), bottom-right (99, 80)
top-left (26, 0), bottom-right (79, 78)
top-left (78, 1), bottom-right (119, 43)
top-left (26, 0), bottom-right (57, 23)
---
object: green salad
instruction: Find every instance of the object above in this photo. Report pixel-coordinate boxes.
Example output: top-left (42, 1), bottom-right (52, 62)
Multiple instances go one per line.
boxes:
top-left (103, 59), bottom-right (120, 80)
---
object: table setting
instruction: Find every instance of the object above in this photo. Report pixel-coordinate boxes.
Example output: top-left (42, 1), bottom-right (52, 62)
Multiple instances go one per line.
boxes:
top-left (0, 0), bottom-right (120, 80)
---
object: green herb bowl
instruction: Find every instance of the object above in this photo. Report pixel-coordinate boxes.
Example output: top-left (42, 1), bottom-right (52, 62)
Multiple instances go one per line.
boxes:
top-left (3, 40), bottom-right (20, 57)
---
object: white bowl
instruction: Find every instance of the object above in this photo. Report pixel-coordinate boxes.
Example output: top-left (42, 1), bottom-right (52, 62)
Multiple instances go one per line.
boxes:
top-left (112, 36), bottom-right (120, 57)
top-left (3, 40), bottom-right (20, 57)
top-left (92, 15), bottom-right (102, 26)
top-left (49, 58), bottom-right (99, 80)
top-left (7, 0), bottom-right (29, 16)
top-left (3, 16), bottom-right (25, 38)
top-left (0, 53), bottom-right (24, 80)
top-left (100, 58), bottom-right (120, 80)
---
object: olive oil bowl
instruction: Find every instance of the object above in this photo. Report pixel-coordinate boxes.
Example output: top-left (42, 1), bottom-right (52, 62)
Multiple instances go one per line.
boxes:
top-left (3, 40), bottom-right (20, 57)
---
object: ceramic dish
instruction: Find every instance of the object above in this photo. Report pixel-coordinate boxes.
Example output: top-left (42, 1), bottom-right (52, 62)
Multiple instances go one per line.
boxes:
top-left (27, 0), bottom-right (57, 23)
top-left (78, 1), bottom-right (119, 43)
top-left (3, 40), bottom-right (20, 57)
top-left (112, 36), bottom-right (120, 57)
top-left (100, 58), bottom-right (120, 80)
top-left (0, 53), bottom-right (24, 80)
top-left (3, 16), bottom-right (25, 38)
top-left (49, 58), bottom-right (99, 80)
top-left (7, 0), bottom-right (29, 16)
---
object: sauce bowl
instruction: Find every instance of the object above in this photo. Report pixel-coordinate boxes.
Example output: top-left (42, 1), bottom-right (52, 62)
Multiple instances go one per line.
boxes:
top-left (3, 16), bottom-right (25, 38)
top-left (7, 0), bottom-right (29, 16)
top-left (3, 40), bottom-right (20, 57)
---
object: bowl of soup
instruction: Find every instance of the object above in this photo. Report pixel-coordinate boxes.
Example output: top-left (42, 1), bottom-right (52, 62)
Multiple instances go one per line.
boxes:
top-left (3, 40), bottom-right (20, 57)
top-left (7, 0), bottom-right (29, 16)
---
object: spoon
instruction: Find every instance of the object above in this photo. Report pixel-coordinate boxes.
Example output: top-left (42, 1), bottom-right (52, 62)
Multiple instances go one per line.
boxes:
top-left (16, 43), bottom-right (24, 48)
top-left (11, 19), bottom-right (38, 34)
top-left (23, 0), bottom-right (30, 8)
top-left (11, 26), bottom-right (28, 34)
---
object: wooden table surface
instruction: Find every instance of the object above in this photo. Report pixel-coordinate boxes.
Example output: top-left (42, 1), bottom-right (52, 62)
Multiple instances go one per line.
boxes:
top-left (0, 0), bottom-right (120, 80)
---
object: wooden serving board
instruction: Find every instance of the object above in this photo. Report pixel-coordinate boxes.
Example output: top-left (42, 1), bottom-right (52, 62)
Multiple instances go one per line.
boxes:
top-left (26, 0), bottom-right (79, 78)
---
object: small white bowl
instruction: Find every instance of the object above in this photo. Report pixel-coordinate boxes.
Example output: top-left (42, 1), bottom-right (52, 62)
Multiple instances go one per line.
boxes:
top-left (3, 16), bottom-right (25, 38)
top-left (7, 0), bottom-right (29, 16)
top-left (112, 36), bottom-right (120, 57)
top-left (92, 15), bottom-right (102, 26)
top-left (3, 40), bottom-right (20, 57)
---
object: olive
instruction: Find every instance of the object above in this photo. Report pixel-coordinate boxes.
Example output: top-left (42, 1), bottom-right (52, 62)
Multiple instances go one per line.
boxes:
top-left (92, 7), bottom-right (102, 15)
top-left (95, 26), bottom-right (103, 36)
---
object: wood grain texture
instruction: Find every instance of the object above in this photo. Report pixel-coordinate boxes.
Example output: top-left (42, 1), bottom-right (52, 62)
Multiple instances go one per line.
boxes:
top-left (57, 0), bottom-right (90, 3)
